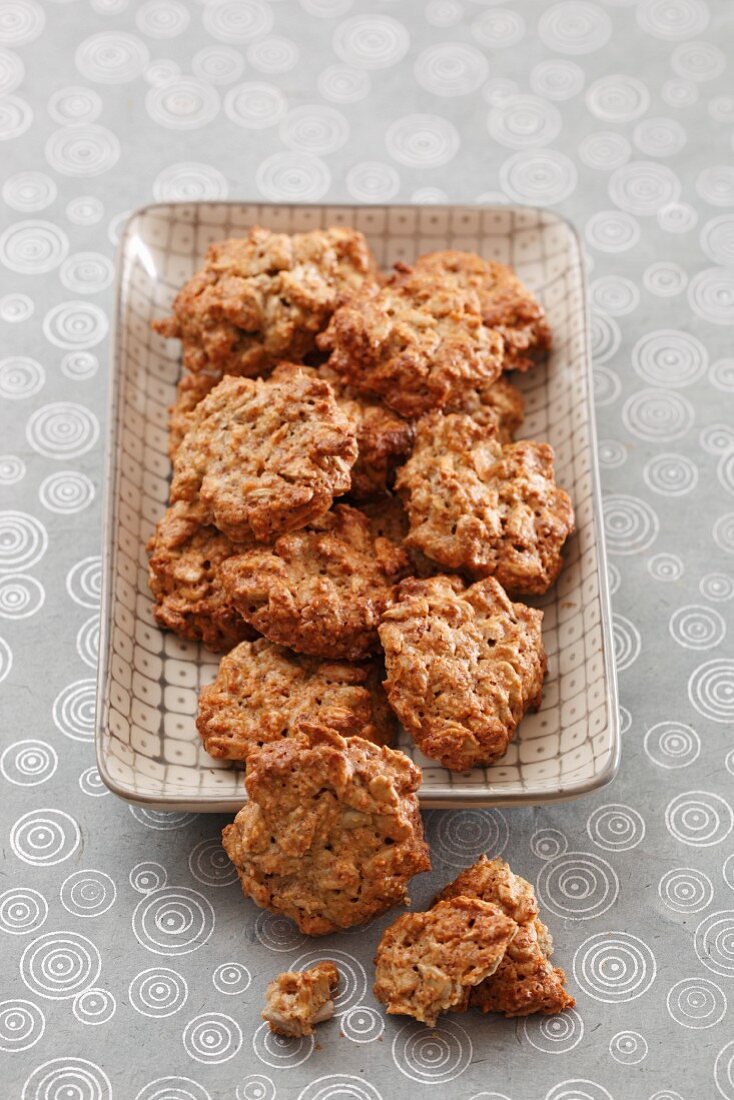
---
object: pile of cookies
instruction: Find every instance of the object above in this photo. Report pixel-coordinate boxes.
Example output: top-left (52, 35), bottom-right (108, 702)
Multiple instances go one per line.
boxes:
top-left (148, 224), bottom-right (576, 1031)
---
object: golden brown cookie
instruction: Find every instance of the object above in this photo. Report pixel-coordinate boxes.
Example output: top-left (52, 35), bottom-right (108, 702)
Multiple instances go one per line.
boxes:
top-left (221, 726), bottom-right (431, 935)
top-left (318, 263), bottom-right (504, 419)
top-left (379, 574), bottom-right (546, 771)
top-left (154, 225), bottom-right (381, 377)
top-left (167, 370), bottom-right (221, 460)
top-left (262, 962), bottom-right (339, 1037)
top-left (220, 504), bottom-right (411, 661)
top-left (446, 375), bottom-right (525, 442)
top-left (196, 638), bottom-right (395, 761)
top-left (170, 372), bottom-right (357, 543)
top-left (373, 896), bottom-right (518, 1027)
top-left (147, 500), bottom-right (255, 652)
top-left (413, 249), bottom-right (551, 372)
top-left (435, 856), bottom-right (575, 1017)
top-left (396, 411), bottom-right (574, 595)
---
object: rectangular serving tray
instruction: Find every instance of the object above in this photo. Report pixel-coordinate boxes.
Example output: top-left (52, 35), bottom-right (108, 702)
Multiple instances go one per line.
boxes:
top-left (96, 201), bottom-right (619, 811)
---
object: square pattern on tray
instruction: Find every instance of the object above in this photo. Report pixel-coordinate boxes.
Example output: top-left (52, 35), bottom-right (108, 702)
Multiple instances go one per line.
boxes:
top-left (96, 202), bottom-right (619, 810)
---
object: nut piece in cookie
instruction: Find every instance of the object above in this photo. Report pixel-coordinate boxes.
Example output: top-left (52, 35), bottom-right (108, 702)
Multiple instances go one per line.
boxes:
top-left (220, 504), bottom-right (411, 661)
top-left (373, 896), bottom-right (518, 1027)
top-left (197, 638), bottom-right (395, 761)
top-left (221, 725), bottom-right (431, 935)
top-left (147, 500), bottom-right (255, 652)
top-left (413, 249), bottom-right (552, 372)
top-left (153, 225), bottom-right (381, 377)
top-left (396, 411), bottom-right (574, 595)
top-left (318, 263), bottom-right (504, 419)
top-left (262, 961), bottom-right (339, 1037)
top-left (379, 575), bottom-right (546, 771)
top-left (435, 856), bottom-right (575, 1016)
top-left (170, 371), bottom-right (358, 543)
top-left (446, 375), bottom-right (525, 443)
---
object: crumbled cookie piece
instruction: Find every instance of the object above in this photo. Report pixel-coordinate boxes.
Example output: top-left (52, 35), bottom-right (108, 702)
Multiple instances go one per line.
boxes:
top-left (147, 500), bottom-right (255, 652)
top-left (197, 638), bottom-right (395, 761)
top-left (446, 375), bottom-right (525, 442)
top-left (436, 856), bottom-right (575, 1017)
top-left (168, 370), bottom-right (221, 460)
top-left (318, 263), bottom-right (504, 419)
top-left (170, 371), bottom-right (358, 543)
top-left (413, 250), bottom-right (551, 372)
top-left (220, 504), bottom-right (411, 660)
top-left (262, 962), bottom-right (339, 1037)
top-left (396, 412), bottom-right (574, 595)
top-left (379, 575), bottom-right (546, 771)
top-left (154, 225), bottom-right (381, 377)
top-left (221, 726), bottom-right (431, 935)
top-left (373, 897), bottom-right (518, 1027)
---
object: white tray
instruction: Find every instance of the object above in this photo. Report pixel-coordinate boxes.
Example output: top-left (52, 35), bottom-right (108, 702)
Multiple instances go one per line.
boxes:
top-left (96, 201), bottom-right (619, 811)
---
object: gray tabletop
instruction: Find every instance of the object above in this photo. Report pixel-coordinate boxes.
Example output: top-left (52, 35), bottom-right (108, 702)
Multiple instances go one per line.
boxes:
top-left (2, 2), bottom-right (734, 1098)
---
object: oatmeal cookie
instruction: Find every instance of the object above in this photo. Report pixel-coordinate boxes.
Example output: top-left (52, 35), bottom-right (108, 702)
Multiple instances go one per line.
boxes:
top-left (318, 263), bottom-right (504, 419)
top-left (170, 371), bottom-right (357, 543)
top-left (447, 375), bottom-right (525, 442)
top-left (436, 856), bottom-right (575, 1017)
top-left (197, 638), bottom-right (395, 761)
top-left (221, 725), bottom-right (431, 935)
top-left (167, 369), bottom-right (221, 460)
top-left (147, 500), bottom-right (255, 652)
top-left (373, 897), bottom-right (518, 1027)
top-left (220, 504), bottom-right (411, 661)
top-left (413, 250), bottom-right (551, 372)
top-left (396, 411), bottom-right (574, 595)
top-left (154, 225), bottom-right (381, 377)
top-left (262, 962), bottom-right (339, 1037)
top-left (379, 574), bottom-right (546, 771)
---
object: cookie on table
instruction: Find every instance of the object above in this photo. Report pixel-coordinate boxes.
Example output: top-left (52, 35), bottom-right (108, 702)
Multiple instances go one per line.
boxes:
top-left (221, 725), bottom-right (431, 935)
top-left (396, 411), bottom-right (574, 595)
top-left (220, 504), bottom-right (411, 661)
top-left (446, 375), bottom-right (525, 443)
top-left (413, 249), bottom-right (551, 372)
top-left (170, 371), bottom-right (358, 544)
top-left (379, 574), bottom-right (546, 771)
top-left (197, 638), bottom-right (395, 761)
top-left (318, 262), bottom-right (504, 419)
top-left (153, 225), bottom-right (381, 377)
top-left (435, 856), bottom-right (576, 1017)
top-left (147, 500), bottom-right (255, 652)
top-left (373, 896), bottom-right (518, 1027)
top-left (262, 962), bottom-right (339, 1038)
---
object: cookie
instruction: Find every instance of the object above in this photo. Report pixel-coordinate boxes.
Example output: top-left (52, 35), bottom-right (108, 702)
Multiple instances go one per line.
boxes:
top-left (167, 369), bottom-right (221, 460)
top-left (262, 962), bottom-right (339, 1037)
top-left (446, 375), bottom-right (525, 442)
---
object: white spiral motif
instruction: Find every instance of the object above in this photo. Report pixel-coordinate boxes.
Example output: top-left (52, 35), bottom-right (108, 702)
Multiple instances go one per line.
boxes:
top-left (538, 2), bottom-right (611, 54)
top-left (256, 152), bottom-right (330, 201)
top-left (709, 359), bottom-right (734, 393)
top-left (713, 513), bottom-right (734, 555)
top-left (578, 131), bottom-right (631, 172)
top-left (252, 1020), bottom-right (315, 1069)
top-left (670, 605), bottom-right (726, 650)
top-left (643, 261), bottom-right (687, 297)
top-left (603, 494), bottom-right (659, 555)
top-left (1, 739), bottom-right (56, 786)
top-left (716, 1041), bottom-right (734, 1100)
top-left (279, 105), bottom-right (349, 154)
top-left (637, 0), bottom-right (709, 39)
top-left (0, 221), bottom-right (68, 275)
top-left (66, 556), bottom-right (101, 608)
top-left (609, 1030), bottom-right (648, 1064)
top-left (425, 0), bottom-right (463, 30)
top-left (386, 114), bottom-right (459, 168)
top-left (66, 197), bottom-right (104, 227)
top-left (521, 1008), bottom-right (584, 1053)
top-left (701, 424), bottom-right (734, 456)
top-left (21, 1058), bottom-right (112, 1100)
top-left (297, 1077), bottom-right (383, 1100)
top-left (52, 679), bottom-right (96, 741)
top-left (472, 9), bottom-right (526, 49)
top-left (75, 31), bottom-right (149, 82)
top-left (537, 851), bottom-right (619, 919)
top-left (657, 200), bottom-right (698, 234)
top-left (236, 1077), bottom-right (276, 1100)
top-left (0, 887), bottom-right (48, 934)
top-left (0, 999), bottom-right (44, 1052)
top-left (592, 365), bottom-right (621, 406)
top-left (530, 828), bottom-right (568, 860)
top-left (0, 46), bottom-right (24, 95)
top-left (598, 440), bottom-right (627, 469)
top-left (224, 82), bottom-right (286, 129)
top-left (609, 162), bottom-right (681, 216)
top-left (530, 59), bottom-right (584, 101)
top-left (632, 329), bottom-right (707, 388)
top-left (203, 0), bottom-right (272, 42)
top-left (188, 837), bottom-right (239, 887)
top-left (59, 252), bottom-right (114, 294)
top-left (0, 357), bottom-right (44, 401)
top-left (333, 14), bottom-right (409, 69)
top-left (726, 853), bottom-right (734, 892)
top-left (499, 150), bottom-right (577, 205)
top-left (667, 977), bottom-right (727, 1028)
top-left (697, 165), bottom-right (734, 207)
top-left (47, 86), bottom-right (102, 126)
top-left (414, 42), bottom-right (488, 97)
top-left (318, 64), bottom-right (370, 104)
top-left (622, 388), bottom-right (694, 442)
top-left (153, 163), bottom-right (228, 202)
top-left (192, 45), bottom-right (244, 86)
top-left (431, 808), bottom-right (508, 867)
top-left (60, 870), bottom-right (116, 918)
top-left (79, 767), bottom-right (107, 798)
top-left (0, 635), bottom-right (11, 683)
top-left (645, 721), bottom-right (700, 768)
top-left (573, 931), bottom-right (656, 1002)
top-left (545, 1089), bottom-right (613, 1100)
top-left (483, 78), bottom-right (519, 107)
top-left (619, 706), bottom-right (632, 735)
top-left (132, 887), bottom-right (215, 955)
top-left (135, 1078), bottom-right (211, 1100)
top-left (688, 660), bottom-right (734, 723)
top-left (392, 1019), bottom-right (471, 1084)
top-left (673, 41), bottom-right (724, 83)
top-left (633, 116), bottom-right (686, 159)
top-left (613, 613), bottom-right (641, 671)
top-left (585, 210), bottom-right (638, 252)
top-left (688, 267), bottom-right (734, 326)
top-left (129, 967), bottom-right (188, 1017)
top-left (346, 162), bottom-right (399, 203)
top-left (21, 931), bottom-right (101, 999)
top-left (586, 804), bottom-right (645, 851)
top-left (589, 275), bottom-right (639, 316)
top-left (147, 78), bottom-right (220, 130)
top-left (26, 403), bottom-right (100, 461)
top-left (590, 312), bottom-right (620, 363)
top-left (695, 911), bottom-right (734, 977)
top-left (340, 1005), bottom-right (384, 1044)
top-left (136, 0), bottom-right (189, 38)
top-left (709, 95), bottom-right (734, 123)
top-left (130, 862), bottom-right (168, 894)
top-left (45, 124), bottom-right (121, 177)
top-left (0, 92), bottom-right (31, 139)
top-left (659, 867), bottom-right (713, 914)
top-left (0, 0), bottom-right (44, 46)
top-left (212, 963), bottom-right (251, 996)
top-left (11, 809), bottom-right (80, 866)
top-left (73, 987), bottom-right (116, 1026)
top-left (43, 300), bottom-right (109, 349)
top-left (488, 95), bottom-right (561, 149)
top-left (39, 471), bottom-right (95, 514)
top-left (700, 572), bottom-right (734, 602)
top-left (0, 292), bottom-right (34, 322)
top-left (61, 351), bottom-right (99, 379)
top-left (292, 950), bottom-right (366, 1015)
top-left (247, 36), bottom-right (298, 74)
top-left (129, 807), bottom-right (196, 830)
top-left (254, 911), bottom-right (307, 953)
top-left (76, 616), bottom-right (99, 670)
top-left (644, 453), bottom-right (698, 497)
top-left (586, 74), bottom-right (649, 121)
top-left (606, 561), bottom-right (621, 595)
top-left (665, 790), bottom-right (733, 846)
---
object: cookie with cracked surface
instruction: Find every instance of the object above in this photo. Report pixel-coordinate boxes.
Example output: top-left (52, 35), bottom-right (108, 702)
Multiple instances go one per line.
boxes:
top-left (262, 961), bottom-right (339, 1037)
top-left (318, 263), bottom-right (504, 419)
top-left (170, 371), bottom-right (358, 544)
top-left (373, 896), bottom-right (518, 1027)
top-left (147, 500), bottom-right (256, 652)
top-left (167, 369), bottom-right (221, 460)
top-left (153, 225), bottom-right (381, 377)
top-left (436, 856), bottom-right (575, 1017)
top-left (396, 411), bottom-right (574, 595)
top-left (220, 504), bottom-right (411, 661)
top-left (379, 574), bottom-right (546, 771)
top-left (221, 725), bottom-right (431, 935)
top-left (197, 638), bottom-right (395, 761)
top-left (413, 249), bottom-right (551, 372)
top-left (446, 375), bottom-right (525, 443)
